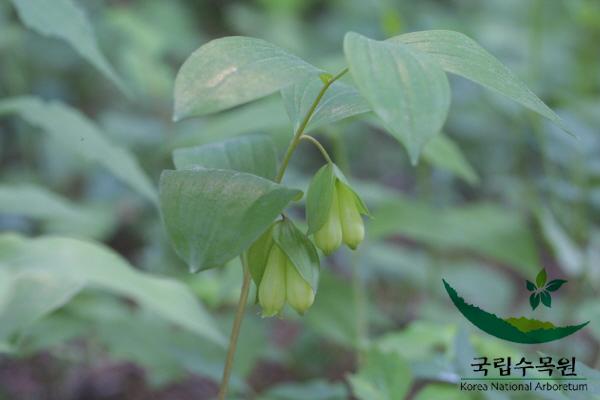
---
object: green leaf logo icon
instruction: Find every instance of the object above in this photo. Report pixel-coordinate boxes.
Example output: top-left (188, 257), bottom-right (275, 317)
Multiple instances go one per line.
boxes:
top-left (526, 269), bottom-right (567, 310)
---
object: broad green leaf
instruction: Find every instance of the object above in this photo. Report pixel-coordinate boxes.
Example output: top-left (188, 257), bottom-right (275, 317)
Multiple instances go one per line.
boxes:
top-left (344, 32), bottom-right (450, 164)
top-left (370, 198), bottom-right (539, 275)
top-left (9, 0), bottom-right (128, 94)
top-left (173, 36), bottom-right (321, 120)
top-left (422, 134), bottom-right (479, 185)
top-left (281, 76), bottom-right (370, 133)
top-left (536, 268), bottom-right (548, 287)
top-left (272, 218), bottom-right (320, 291)
top-left (306, 164), bottom-right (335, 234)
top-left (0, 97), bottom-right (157, 204)
top-left (173, 134), bottom-right (278, 180)
top-left (0, 184), bottom-right (115, 239)
top-left (168, 95), bottom-right (290, 150)
top-left (159, 168), bottom-right (302, 272)
top-left (391, 30), bottom-right (569, 134)
top-left (0, 234), bottom-right (224, 347)
top-left (348, 348), bottom-right (412, 400)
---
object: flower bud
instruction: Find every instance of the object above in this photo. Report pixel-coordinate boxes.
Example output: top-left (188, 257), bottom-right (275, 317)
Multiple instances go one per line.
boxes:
top-left (285, 260), bottom-right (315, 315)
top-left (314, 186), bottom-right (342, 255)
top-left (258, 245), bottom-right (286, 317)
top-left (337, 181), bottom-right (364, 250)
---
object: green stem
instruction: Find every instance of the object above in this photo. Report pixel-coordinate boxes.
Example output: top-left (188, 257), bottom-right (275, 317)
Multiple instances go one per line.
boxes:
top-left (217, 67), bottom-right (348, 398)
top-left (300, 135), bottom-right (333, 164)
top-left (275, 67), bottom-right (349, 183)
top-left (218, 255), bottom-right (251, 400)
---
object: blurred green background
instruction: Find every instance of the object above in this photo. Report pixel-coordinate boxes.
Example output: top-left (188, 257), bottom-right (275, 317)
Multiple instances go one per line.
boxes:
top-left (1, 0), bottom-right (599, 399)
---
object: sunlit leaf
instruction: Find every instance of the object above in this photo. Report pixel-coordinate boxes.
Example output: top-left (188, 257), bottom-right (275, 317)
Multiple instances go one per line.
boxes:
top-left (0, 97), bottom-right (157, 204)
top-left (173, 134), bottom-right (278, 180)
top-left (344, 32), bottom-right (450, 164)
top-left (159, 168), bottom-right (302, 272)
top-left (390, 30), bottom-right (570, 134)
top-left (9, 0), bottom-right (128, 94)
top-left (174, 36), bottom-right (321, 119)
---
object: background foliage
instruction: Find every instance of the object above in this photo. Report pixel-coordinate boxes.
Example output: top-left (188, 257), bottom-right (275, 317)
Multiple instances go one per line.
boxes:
top-left (1, 0), bottom-right (599, 399)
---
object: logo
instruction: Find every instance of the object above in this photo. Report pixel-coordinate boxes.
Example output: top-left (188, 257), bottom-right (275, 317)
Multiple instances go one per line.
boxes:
top-left (443, 268), bottom-right (588, 344)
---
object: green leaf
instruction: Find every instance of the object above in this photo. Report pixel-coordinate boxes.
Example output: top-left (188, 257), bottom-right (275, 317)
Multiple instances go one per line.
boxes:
top-left (390, 30), bottom-right (570, 134)
top-left (348, 348), bottom-right (412, 400)
top-left (281, 76), bottom-right (370, 133)
top-left (9, 0), bottom-right (128, 94)
top-left (344, 32), bottom-right (451, 164)
top-left (536, 268), bottom-right (547, 288)
top-left (173, 36), bottom-right (321, 120)
top-left (364, 116), bottom-right (479, 185)
top-left (0, 184), bottom-right (115, 239)
top-left (0, 97), bottom-right (157, 204)
top-left (540, 290), bottom-right (552, 308)
top-left (526, 280), bottom-right (536, 292)
top-left (247, 225), bottom-right (276, 288)
top-left (530, 292), bottom-right (541, 310)
top-left (0, 234), bottom-right (224, 347)
top-left (370, 198), bottom-right (539, 275)
top-left (545, 279), bottom-right (567, 292)
top-left (167, 95), bottom-right (290, 151)
top-left (422, 134), bottom-right (479, 185)
top-left (159, 168), bottom-right (302, 272)
top-left (331, 164), bottom-right (370, 216)
top-left (538, 208), bottom-right (583, 276)
top-left (272, 218), bottom-right (320, 292)
top-left (260, 379), bottom-right (347, 400)
top-left (306, 164), bottom-right (336, 234)
top-left (414, 385), bottom-right (465, 400)
top-left (173, 134), bottom-right (278, 180)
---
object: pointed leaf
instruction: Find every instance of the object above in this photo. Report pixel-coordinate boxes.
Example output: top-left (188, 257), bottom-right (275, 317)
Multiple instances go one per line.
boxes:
top-left (306, 164), bottom-right (336, 234)
top-left (9, 0), bottom-right (128, 94)
top-left (247, 225), bottom-right (276, 287)
top-left (530, 292), bottom-right (541, 310)
top-left (536, 268), bottom-right (547, 288)
top-left (174, 36), bottom-right (321, 119)
top-left (0, 234), bottom-right (224, 346)
top-left (173, 134), bottom-right (278, 180)
top-left (0, 97), bottom-right (156, 204)
top-left (390, 30), bottom-right (570, 134)
top-left (526, 280), bottom-right (536, 292)
top-left (422, 134), bottom-right (479, 185)
top-left (272, 218), bottom-right (320, 292)
top-left (540, 290), bottom-right (552, 308)
top-left (281, 76), bottom-right (370, 133)
top-left (344, 32), bottom-right (450, 164)
top-left (545, 279), bottom-right (567, 292)
top-left (159, 168), bottom-right (302, 272)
